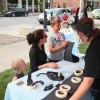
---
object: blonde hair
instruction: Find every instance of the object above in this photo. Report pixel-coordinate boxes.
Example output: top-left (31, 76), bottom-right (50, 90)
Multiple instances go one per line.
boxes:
top-left (12, 59), bottom-right (26, 71)
top-left (50, 17), bottom-right (61, 27)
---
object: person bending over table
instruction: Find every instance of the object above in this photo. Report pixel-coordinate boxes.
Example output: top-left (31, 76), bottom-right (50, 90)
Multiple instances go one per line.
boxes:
top-left (27, 29), bottom-right (58, 72)
top-left (69, 7), bottom-right (100, 100)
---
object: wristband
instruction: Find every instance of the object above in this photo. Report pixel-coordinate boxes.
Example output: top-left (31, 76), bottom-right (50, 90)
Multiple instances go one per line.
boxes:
top-left (71, 77), bottom-right (81, 83)
top-left (60, 84), bottom-right (71, 92)
top-left (55, 89), bottom-right (67, 98)
top-left (74, 69), bottom-right (83, 76)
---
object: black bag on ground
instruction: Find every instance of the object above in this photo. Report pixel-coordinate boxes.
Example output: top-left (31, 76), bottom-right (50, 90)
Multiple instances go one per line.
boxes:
top-left (64, 42), bottom-right (79, 63)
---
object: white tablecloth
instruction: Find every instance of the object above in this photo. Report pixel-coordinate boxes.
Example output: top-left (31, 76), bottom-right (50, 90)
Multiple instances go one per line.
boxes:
top-left (5, 59), bottom-right (85, 100)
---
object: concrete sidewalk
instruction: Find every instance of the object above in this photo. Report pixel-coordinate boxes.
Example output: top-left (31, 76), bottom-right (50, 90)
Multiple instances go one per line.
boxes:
top-left (0, 25), bottom-right (51, 72)
top-left (0, 41), bottom-right (30, 72)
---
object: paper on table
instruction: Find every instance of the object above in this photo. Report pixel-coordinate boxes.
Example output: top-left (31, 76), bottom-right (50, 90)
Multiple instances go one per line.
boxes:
top-left (61, 28), bottom-right (79, 56)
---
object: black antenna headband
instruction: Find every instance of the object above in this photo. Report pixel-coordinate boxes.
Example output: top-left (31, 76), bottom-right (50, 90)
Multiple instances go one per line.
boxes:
top-left (74, 5), bottom-right (94, 33)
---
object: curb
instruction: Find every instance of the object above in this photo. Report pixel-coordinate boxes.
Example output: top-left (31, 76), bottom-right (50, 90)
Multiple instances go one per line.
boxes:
top-left (0, 15), bottom-right (4, 17)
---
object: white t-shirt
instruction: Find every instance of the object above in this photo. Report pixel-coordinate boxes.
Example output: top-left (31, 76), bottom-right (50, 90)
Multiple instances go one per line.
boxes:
top-left (47, 32), bottom-right (65, 60)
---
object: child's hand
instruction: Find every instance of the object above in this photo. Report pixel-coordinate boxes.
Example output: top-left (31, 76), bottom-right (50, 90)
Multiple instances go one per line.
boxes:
top-left (48, 62), bottom-right (58, 69)
top-left (61, 41), bottom-right (69, 48)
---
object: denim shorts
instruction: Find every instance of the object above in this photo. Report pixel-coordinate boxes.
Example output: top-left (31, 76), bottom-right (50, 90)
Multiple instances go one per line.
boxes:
top-left (81, 88), bottom-right (94, 100)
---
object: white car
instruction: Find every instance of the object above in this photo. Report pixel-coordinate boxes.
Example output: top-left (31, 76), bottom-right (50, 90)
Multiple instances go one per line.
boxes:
top-left (91, 9), bottom-right (100, 19)
top-left (38, 8), bottom-right (71, 24)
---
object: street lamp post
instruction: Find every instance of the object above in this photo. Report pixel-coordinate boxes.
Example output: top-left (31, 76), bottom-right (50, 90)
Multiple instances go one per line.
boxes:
top-left (43, 10), bottom-right (48, 31)
top-left (43, 0), bottom-right (48, 31)
top-left (86, 0), bottom-right (88, 6)
top-left (91, 0), bottom-right (94, 11)
top-left (47, 0), bottom-right (50, 9)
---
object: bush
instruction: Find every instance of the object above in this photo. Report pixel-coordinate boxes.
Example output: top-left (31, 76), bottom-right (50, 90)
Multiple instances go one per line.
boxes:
top-left (62, 2), bottom-right (67, 8)
top-left (0, 4), bottom-right (3, 14)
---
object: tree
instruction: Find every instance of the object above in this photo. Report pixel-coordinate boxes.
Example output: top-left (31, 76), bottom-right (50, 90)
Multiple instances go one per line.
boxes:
top-left (0, 4), bottom-right (3, 14)
top-left (38, 0), bottom-right (43, 12)
top-left (8, 0), bottom-right (17, 4)
top-left (62, 2), bottom-right (66, 8)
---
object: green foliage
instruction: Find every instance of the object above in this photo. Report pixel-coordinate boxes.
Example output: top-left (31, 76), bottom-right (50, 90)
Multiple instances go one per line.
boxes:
top-left (93, 2), bottom-right (97, 9)
top-left (38, 0), bottom-right (43, 12)
top-left (0, 4), bottom-right (3, 14)
top-left (62, 2), bottom-right (67, 8)
top-left (8, 0), bottom-right (17, 4)
top-left (38, 0), bottom-right (43, 6)
top-left (78, 43), bottom-right (88, 54)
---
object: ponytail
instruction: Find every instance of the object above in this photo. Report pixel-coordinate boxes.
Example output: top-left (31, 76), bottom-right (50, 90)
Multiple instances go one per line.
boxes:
top-left (26, 29), bottom-right (44, 45)
top-left (87, 28), bottom-right (100, 42)
top-left (27, 33), bottom-right (34, 45)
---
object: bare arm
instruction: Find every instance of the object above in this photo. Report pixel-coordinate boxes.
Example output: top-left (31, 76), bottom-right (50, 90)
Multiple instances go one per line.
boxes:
top-left (69, 77), bottom-right (94, 100)
top-left (38, 62), bottom-right (58, 69)
top-left (49, 41), bottom-right (68, 53)
top-left (12, 77), bottom-right (18, 81)
top-left (49, 45), bottom-right (64, 53)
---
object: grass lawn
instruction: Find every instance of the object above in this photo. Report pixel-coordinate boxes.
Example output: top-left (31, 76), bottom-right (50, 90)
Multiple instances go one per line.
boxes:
top-left (0, 63), bottom-right (30, 100)
top-left (0, 43), bottom-right (88, 100)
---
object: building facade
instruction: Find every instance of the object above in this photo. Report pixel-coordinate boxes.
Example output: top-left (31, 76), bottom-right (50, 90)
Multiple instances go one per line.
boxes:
top-left (52, 0), bottom-right (82, 8)
top-left (1, 0), bottom-right (100, 12)
top-left (0, 0), bottom-right (7, 10)
top-left (52, 0), bottom-right (100, 10)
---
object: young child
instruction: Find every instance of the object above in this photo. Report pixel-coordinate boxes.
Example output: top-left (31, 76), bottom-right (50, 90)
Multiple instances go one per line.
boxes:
top-left (47, 17), bottom-right (68, 62)
top-left (12, 59), bottom-right (26, 81)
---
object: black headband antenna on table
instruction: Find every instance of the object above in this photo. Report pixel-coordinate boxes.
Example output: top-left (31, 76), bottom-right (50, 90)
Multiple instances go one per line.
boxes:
top-left (27, 71), bottom-right (33, 86)
top-left (36, 71), bottom-right (64, 81)
top-left (27, 71), bottom-right (44, 86)
top-left (82, 5), bottom-right (91, 18)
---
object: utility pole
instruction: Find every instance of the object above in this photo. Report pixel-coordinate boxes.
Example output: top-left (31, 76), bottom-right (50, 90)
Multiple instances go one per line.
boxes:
top-left (45, 0), bottom-right (49, 9)
top-left (86, 0), bottom-right (88, 6)
top-left (91, 0), bottom-right (94, 11)
top-left (48, 0), bottom-right (50, 9)
top-left (79, 0), bottom-right (82, 19)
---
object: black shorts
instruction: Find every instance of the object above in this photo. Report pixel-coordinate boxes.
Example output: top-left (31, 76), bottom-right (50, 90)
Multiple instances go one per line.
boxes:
top-left (91, 88), bottom-right (100, 100)
top-left (49, 59), bottom-right (60, 63)
top-left (94, 89), bottom-right (100, 100)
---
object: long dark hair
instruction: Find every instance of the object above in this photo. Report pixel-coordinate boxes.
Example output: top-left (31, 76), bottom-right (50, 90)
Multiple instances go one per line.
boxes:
top-left (78, 17), bottom-right (100, 41)
top-left (26, 29), bottom-right (44, 45)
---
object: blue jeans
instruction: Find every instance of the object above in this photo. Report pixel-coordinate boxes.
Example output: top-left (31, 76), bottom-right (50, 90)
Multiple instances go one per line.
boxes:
top-left (81, 88), bottom-right (94, 100)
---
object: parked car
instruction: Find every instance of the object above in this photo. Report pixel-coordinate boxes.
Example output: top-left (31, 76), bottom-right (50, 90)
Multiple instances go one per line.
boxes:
top-left (4, 8), bottom-right (29, 17)
top-left (38, 8), bottom-right (71, 24)
top-left (91, 9), bottom-right (100, 19)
